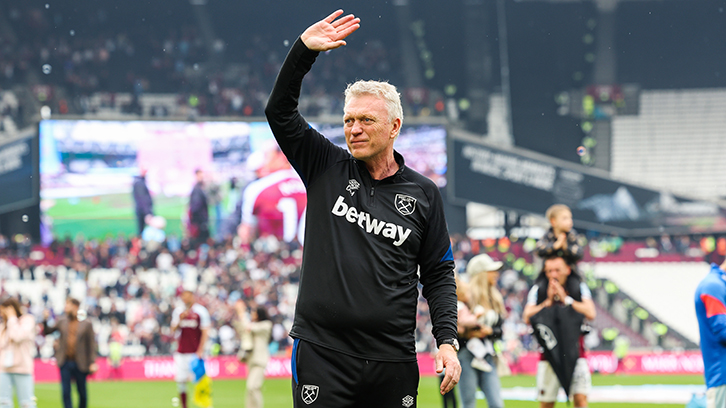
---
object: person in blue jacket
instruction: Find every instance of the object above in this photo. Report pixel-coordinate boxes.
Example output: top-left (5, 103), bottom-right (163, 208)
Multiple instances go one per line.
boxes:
top-left (695, 258), bottom-right (726, 408)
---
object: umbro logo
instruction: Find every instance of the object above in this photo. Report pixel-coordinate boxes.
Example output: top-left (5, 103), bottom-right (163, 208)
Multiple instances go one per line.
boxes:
top-left (346, 179), bottom-right (361, 196)
top-left (402, 395), bottom-right (415, 407)
top-left (302, 384), bottom-right (319, 404)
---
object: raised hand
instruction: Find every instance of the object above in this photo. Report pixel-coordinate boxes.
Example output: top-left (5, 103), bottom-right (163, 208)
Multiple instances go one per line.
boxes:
top-left (553, 232), bottom-right (567, 250)
top-left (301, 10), bottom-right (360, 52)
top-left (550, 278), bottom-right (567, 302)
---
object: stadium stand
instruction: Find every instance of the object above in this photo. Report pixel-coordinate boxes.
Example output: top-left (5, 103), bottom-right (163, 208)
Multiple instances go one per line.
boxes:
top-left (612, 89), bottom-right (726, 201)
top-left (0, 0), bottom-right (445, 121)
top-left (592, 262), bottom-right (709, 346)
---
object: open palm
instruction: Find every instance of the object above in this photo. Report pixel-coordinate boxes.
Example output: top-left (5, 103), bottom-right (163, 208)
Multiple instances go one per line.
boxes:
top-left (301, 10), bottom-right (360, 52)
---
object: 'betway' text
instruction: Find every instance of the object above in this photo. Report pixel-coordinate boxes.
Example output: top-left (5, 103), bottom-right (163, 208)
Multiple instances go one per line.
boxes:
top-left (331, 196), bottom-right (412, 246)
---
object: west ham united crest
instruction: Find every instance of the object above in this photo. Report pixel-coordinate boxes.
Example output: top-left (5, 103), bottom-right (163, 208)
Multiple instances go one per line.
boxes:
top-left (395, 194), bottom-right (417, 216)
top-left (302, 384), bottom-right (319, 405)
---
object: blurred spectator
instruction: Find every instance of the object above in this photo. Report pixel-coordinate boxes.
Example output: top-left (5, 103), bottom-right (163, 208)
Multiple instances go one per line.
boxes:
top-left (536, 204), bottom-right (584, 267)
top-left (233, 300), bottom-right (272, 408)
top-left (132, 168), bottom-right (153, 236)
top-left (0, 297), bottom-right (37, 408)
top-left (458, 254), bottom-right (505, 408)
top-left (170, 289), bottom-right (210, 408)
top-left (42, 297), bottom-right (98, 408)
top-left (188, 169), bottom-right (210, 246)
top-left (695, 259), bottom-right (726, 407)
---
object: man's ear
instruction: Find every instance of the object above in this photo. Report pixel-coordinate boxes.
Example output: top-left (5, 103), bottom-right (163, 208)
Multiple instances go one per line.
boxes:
top-left (390, 118), bottom-right (401, 139)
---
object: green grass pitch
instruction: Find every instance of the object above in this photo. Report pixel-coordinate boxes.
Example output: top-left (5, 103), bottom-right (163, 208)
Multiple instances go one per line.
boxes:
top-left (21, 374), bottom-right (704, 408)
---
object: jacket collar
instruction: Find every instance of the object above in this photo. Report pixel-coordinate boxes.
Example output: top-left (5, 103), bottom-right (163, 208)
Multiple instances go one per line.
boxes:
top-left (355, 150), bottom-right (406, 181)
top-left (711, 263), bottom-right (726, 276)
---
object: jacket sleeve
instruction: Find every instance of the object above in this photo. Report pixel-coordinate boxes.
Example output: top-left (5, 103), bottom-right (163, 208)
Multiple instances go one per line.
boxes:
top-left (700, 291), bottom-right (726, 343)
top-left (42, 319), bottom-right (59, 336)
top-left (232, 316), bottom-right (246, 334)
top-left (88, 322), bottom-right (98, 365)
top-left (250, 320), bottom-right (273, 336)
top-left (418, 187), bottom-right (458, 347)
top-left (567, 232), bottom-right (585, 262)
top-left (708, 315), bottom-right (726, 344)
top-left (6, 315), bottom-right (36, 343)
top-left (264, 37), bottom-right (349, 188)
top-left (535, 233), bottom-right (556, 258)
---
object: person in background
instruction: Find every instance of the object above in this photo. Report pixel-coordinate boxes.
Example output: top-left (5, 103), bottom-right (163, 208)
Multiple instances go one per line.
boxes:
top-left (458, 254), bottom-right (505, 408)
top-left (237, 144), bottom-right (307, 246)
top-left (141, 215), bottom-right (167, 252)
top-left (188, 169), bottom-right (210, 246)
top-left (449, 274), bottom-right (480, 408)
top-left (695, 258), bottom-right (726, 408)
top-left (170, 289), bottom-right (210, 408)
top-left (42, 297), bottom-right (98, 408)
top-left (536, 204), bottom-right (584, 267)
top-left (132, 167), bottom-right (154, 236)
top-left (234, 300), bottom-right (273, 408)
top-left (204, 174), bottom-right (223, 239)
top-left (0, 297), bottom-right (37, 408)
top-left (523, 256), bottom-right (596, 408)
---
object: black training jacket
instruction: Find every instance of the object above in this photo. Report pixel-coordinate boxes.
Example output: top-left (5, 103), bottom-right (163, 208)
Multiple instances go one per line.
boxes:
top-left (265, 38), bottom-right (457, 362)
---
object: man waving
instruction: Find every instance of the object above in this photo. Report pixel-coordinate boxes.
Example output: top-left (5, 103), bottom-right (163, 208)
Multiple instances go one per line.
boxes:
top-left (266, 9), bottom-right (461, 407)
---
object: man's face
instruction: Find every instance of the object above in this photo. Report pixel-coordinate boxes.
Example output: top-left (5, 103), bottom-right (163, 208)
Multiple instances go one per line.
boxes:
top-left (181, 291), bottom-right (194, 306)
top-left (343, 94), bottom-right (400, 163)
top-left (551, 210), bottom-right (573, 233)
top-left (65, 300), bottom-right (78, 317)
top-left (544, 257), bottom-right (571, 286)
top-left (260, 149), bottom-right (289, 177)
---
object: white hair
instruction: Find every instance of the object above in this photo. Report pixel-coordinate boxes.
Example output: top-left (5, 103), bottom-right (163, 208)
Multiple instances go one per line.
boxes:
top-left (344, 80), bottom-right (404, 127)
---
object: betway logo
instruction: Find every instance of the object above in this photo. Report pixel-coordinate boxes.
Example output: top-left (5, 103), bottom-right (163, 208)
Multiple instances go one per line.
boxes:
top-left (331, 196), bottom-right (412, 247)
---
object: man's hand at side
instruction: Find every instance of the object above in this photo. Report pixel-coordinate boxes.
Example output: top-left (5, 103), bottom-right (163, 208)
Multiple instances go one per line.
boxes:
top-left (435, 345), bottom-right (461, 395)
top-left (301, 10), bottom-right (360, 52)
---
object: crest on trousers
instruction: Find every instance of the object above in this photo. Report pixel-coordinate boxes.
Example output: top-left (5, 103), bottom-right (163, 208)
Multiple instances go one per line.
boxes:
top-left (395, 194), bottom-right (417, 216)
top-left (302, 385), bottom-right (319, 405)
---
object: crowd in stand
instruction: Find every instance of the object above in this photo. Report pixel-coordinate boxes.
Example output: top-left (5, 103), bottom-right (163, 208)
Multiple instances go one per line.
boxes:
top-left (0, 225), bottom-right (721, 363)
top-left (0, 2), bottom-right (440, 121)
top-left (0, 231), bottom-right (542, 361)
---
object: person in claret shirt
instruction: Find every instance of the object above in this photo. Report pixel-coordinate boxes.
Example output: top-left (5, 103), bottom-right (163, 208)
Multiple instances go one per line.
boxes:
top-left (170, 289), bottom-right (211, 408)
top-left (523, 256), bottom-right (596, 408)
top-left (237, 143), bottom-right (307, 246)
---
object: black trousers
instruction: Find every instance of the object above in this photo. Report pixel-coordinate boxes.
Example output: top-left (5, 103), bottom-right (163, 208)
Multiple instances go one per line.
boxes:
top-left (136, 212), bottom-right (147, 236)
top-left (291, 339), bottom-right (419, 408)
top-left (60, 361), bottom-right (88, 408)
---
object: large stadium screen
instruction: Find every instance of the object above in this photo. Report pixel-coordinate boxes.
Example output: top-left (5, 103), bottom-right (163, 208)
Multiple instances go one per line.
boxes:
top-left (39, 120), bottom-right (447, 239)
